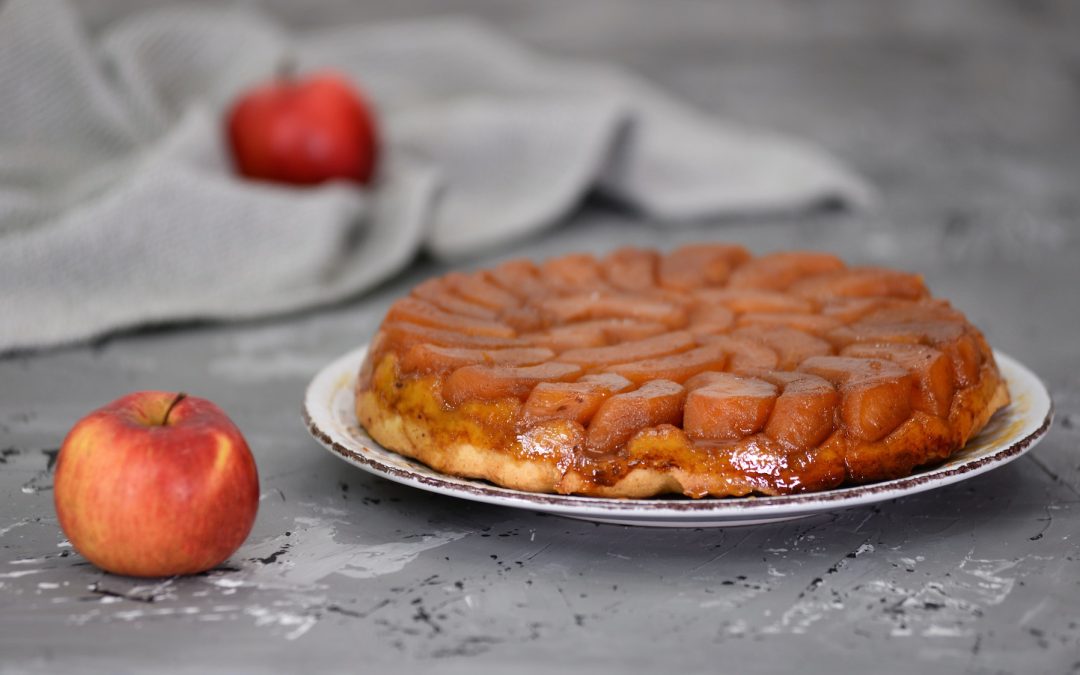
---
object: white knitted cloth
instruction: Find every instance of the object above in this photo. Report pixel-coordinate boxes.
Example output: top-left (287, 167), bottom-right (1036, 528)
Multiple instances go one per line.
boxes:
top-left (0, 0), bottom-right (872, 352)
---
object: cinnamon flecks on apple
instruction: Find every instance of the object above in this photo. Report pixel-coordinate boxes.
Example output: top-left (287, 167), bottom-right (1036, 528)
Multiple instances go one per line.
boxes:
top-left (356, 243), bottom-right (1009, 499)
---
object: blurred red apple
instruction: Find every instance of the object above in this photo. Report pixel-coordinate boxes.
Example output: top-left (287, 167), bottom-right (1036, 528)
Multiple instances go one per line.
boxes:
top-left (227, 70), bottom-right (379, 185)
top-left (54, 392), bottom-right (259, 578)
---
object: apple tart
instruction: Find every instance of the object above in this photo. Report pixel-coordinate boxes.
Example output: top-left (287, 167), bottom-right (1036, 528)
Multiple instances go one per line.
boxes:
top-left (355, 244), bottom-right (1009, 498)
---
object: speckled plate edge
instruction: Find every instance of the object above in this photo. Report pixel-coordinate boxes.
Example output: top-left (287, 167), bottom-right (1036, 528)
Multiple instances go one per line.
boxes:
top-left (303, 345), bottom-right (1052, 528)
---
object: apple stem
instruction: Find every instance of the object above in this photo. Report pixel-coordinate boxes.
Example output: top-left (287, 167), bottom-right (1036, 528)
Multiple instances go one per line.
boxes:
top-left (162, 392), bottom-right (188, 426)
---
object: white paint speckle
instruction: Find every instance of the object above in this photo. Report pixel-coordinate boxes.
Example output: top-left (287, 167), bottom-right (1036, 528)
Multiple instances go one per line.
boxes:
top-left (958, 554), bottom-right (1020, 606)
top-left (245, 605), bottom-right (318, 640)
top-left (0, 520), bottom-right (29, 538)
top-left (923, 624), bottom-right (972, 637)
top-left (763, 600), bottom-right (826, 635)
top-left (209, 578), bottom-right (246, 589)
top-left (0, 569), bottom-right (44, 579)
top-left (232, 514), bottom-right (465, 588)
top-left (724, 619), bottom-right (748, 636)
top-left (59, 502), bottom-right (465, 642)
top-left (853, 543), bottom-right (875, 557)
top-left (300, 502), bottom-right (350, 518)
top-left (1019, 598), bottom-right (1051, 626)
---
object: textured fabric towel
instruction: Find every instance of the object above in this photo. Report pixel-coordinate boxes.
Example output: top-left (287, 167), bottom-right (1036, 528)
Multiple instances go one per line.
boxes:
top-left (0, 0), bottom-right (872, 352)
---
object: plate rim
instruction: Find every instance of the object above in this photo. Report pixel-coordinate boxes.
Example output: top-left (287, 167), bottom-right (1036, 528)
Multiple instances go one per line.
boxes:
top-left (303, 345), bottom-right (1053, 519)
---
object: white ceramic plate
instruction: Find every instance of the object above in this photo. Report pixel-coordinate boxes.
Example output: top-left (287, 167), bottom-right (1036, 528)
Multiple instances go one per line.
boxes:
top-left (303, 346), bottom-right (1052, 528)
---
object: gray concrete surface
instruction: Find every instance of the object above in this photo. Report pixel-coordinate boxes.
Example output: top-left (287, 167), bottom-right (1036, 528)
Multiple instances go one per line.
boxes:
top-left (2, 1), bottom-right (1079, 673)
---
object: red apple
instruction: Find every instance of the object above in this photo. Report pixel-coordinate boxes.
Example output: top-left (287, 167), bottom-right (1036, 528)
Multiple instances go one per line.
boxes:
top-left (226, 70), bottom-right (379, 185)
top-left (54, 392), bottom-right (259, 578)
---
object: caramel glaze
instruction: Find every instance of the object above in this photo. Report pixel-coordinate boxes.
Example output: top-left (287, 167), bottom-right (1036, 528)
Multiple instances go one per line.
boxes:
top-left (354, 245), bottom-right (1010, 499)
top-left (357, 351), bottom-right (1007, 498)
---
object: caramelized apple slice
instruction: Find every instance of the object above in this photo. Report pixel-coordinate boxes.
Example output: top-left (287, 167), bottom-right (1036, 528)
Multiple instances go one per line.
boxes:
top-left (498, 305), bottom-right (544, 332)
top-left (858, 300), bottom-right (966, 325)
top-left (826, 321), bottom-right (923, 347)
top-left (540, 294), bottom-right (688, 327)
top-left (727, 251), bottom-right (846, 290)
top-left (819, 297), bottom-right (892, 323)
top-left (683, 371), bottom-right (728, 391)
top-left (756, 371), bottom-right (839, 449)
top-left (401, 345), bottom-right (555, 375)
top-left (605, 343), bottom-right (730, 384)
top-left (592, 319), bottom-right (669, 342)
top-left (380, 322), bottom-right (528, 352)
top-left (586, 379), bottom-right (686, 453)
top-left (732, 326), bottom-right (833, 370)
top-left (735, 312), bottom-right (843, 335)
top-left (556, 319), bottom-right (669, 343)
top-left (696, 335), bottom-right (780, 372)
top-left (541, 254), bottom-right (608, 294)
top-left (443, 362), bottom-right (582, 406)
top-left (827, 320), bottom-right (982, 387)
top-left (821, 298), bottom-right (961, 324)
top-left (687, 304), bottom-right (736, 335)
top-left (412, 278), bottom-right (498, 319)
top-left (444, 272), bottom-right (522, 310)
top-left (525, 323), bottom-right (609, 351)
top-left (386, 298), bottom-right (516, 338)
top-left (524, 319), bottom-right (668, 352)
top-left (487, 259), bottom-right (550, 300)
top-left (522, 373), bottom-right (633, 425)
top-left (842, 343), bottom-right (955, 418)
top-left (683, 374), bottom-right (777, 441)
top-left (790, 267), bottom-right (928, 301)
top-left (658, 243), bottom-right (751, 290)
top-left (694, 288), bottom-right (815, 315)
top-left (798, 356), bottom-right (915, 442)
top-left (517, 419), bottom-right (588, 466)
top-left (602, 247), bottom-right (659, 291)
top-left (559, 331), bottom-right (695, 368)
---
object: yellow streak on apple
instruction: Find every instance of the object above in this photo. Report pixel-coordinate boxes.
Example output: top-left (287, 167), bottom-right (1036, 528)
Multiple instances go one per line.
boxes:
top-left (68, 418), bottom-right (114, 558)
top-left (212, 432), bottom-right (232, 484)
